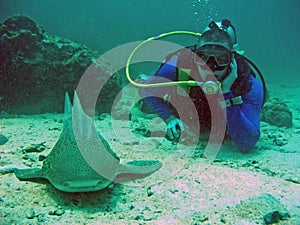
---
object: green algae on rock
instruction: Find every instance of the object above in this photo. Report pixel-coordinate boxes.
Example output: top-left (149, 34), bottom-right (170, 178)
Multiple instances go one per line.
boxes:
top-left (0, 15), bottom-right (122, 114)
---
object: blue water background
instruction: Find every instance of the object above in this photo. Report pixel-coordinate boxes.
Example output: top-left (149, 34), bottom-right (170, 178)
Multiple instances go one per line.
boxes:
top-left (0, 0), bottom-right (299, 85)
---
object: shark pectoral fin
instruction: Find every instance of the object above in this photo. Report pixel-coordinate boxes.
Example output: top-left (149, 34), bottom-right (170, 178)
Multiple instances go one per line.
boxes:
top-left (14, 168), bottom-right (44, 180)
top-left (114, 160), bottom-right (162, 183)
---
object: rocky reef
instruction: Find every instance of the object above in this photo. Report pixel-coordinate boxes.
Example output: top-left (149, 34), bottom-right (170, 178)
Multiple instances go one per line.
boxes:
top-left (0, 15), bottom-right (122, 114)
top-left (261, 98), bottom-right (293, 128)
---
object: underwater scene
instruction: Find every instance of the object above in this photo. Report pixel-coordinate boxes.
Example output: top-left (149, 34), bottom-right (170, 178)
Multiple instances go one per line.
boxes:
top-left (0, 0), bottom-right (299, 224)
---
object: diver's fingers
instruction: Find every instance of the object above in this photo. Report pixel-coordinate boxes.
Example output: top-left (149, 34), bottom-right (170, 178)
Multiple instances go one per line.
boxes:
top-left (178, 120), bottom-right (184, 131)
top-left (171, 126), bottom-right (179, 138)
top-left (166, 128), bottom-right (174, 140)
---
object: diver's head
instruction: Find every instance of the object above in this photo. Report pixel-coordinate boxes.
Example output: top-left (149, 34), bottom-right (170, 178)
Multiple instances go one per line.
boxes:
top-left (199, 19), bottom-right (237, 50)
top-left (195, 19), bottom-right (237, 80)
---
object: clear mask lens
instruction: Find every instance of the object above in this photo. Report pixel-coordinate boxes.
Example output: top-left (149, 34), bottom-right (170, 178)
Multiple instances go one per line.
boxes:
top-left (194, 45), bottom-right (231, 67)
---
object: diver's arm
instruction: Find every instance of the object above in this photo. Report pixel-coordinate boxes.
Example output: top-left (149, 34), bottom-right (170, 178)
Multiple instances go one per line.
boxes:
top-left (224, 76), bottom-right (264, 152)
top-left (141, 59), bottom-right (178, 121)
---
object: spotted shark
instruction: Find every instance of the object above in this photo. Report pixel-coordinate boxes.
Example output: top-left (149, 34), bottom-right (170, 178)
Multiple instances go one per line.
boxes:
top-left (14, 92), bottom-right (162, 192)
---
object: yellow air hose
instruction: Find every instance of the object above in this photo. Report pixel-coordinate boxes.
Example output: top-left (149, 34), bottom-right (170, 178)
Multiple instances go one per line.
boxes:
top-left (125, 31), bottom-right (202, 88)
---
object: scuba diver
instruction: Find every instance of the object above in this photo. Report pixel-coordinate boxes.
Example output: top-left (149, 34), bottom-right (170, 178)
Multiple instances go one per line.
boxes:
top-left (139, 19), bottom-right (265, 153)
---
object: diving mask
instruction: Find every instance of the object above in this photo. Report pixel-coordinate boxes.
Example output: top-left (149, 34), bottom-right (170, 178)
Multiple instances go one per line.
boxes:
top-left (194, 44), bottom-right (232, 67)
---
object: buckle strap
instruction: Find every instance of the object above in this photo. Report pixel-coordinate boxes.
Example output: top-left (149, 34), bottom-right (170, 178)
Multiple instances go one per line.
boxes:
top-left (220, 96), bottom-right (243, 109)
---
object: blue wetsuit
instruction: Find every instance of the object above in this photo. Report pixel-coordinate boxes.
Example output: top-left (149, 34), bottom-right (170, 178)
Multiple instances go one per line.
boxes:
top-left (141, 58), bottom-right (264, 152)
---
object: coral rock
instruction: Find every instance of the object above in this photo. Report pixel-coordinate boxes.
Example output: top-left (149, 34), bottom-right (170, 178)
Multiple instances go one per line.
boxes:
top-left (261, 98), bottom-right (293, 128)
top-left (0, 15), bottom-right (122, 114)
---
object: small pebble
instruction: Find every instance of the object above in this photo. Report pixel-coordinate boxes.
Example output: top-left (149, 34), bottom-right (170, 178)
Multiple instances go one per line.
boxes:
top-left (146, 187), bottom-right (154, 197)
top-left (123, 141), bottom-right (140, 146)
top-left (134, 215), bottom-right (141, 220)
top-left (37, 213), bottom-right (47, 223)
top-left (273, 138), bottom-right (288, 146)
top-left (192, 212), bottom-right (208, 222)
top-left (118, 215), bottom-right (125, 219)
top-left (263, 210), bottom-right (291, 224)
top-left (38, 154), bottom-right (47, 161)
top-left (169, 189), bottom-right (178, 194)
top-left (143, 216), bottom-right (153, 221)
top-left (22, 154), bottom-right (38, 162)
top-left (26, 209), bottom-right (36, 219)
top-left (220, 217), bottom-right (226, 223)
top-left (49, 209), bottom-right (65, 216)
top-left (23, 142), bottom-right (46, 153)
top-left (0, 134), bottom-right (9, 145)
top-left (264, 211), bottom-right (281, 224)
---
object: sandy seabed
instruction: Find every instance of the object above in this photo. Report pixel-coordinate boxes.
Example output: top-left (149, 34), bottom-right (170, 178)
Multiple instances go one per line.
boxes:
top-left (0, 83), bottom-right (299, 225)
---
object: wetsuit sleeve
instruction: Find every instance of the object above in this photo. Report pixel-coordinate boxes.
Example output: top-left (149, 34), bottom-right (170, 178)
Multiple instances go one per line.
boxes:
top-left (141, 59), bottom-right (177, 121)
top-left (224, 75), bottom-right (264, 152)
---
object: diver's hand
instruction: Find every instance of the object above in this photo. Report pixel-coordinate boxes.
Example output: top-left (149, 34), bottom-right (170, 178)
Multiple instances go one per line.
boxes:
top-left (165, 115), bottom-right (184, 141)
top-left (221, 58), bottom-right (238, 93)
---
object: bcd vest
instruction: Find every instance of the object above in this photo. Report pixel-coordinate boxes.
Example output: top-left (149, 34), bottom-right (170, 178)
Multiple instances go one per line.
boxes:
top-left (163, 47), bottom-right (253, 129)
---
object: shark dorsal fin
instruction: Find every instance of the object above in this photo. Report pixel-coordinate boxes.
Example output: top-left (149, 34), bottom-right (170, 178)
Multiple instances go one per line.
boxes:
top-left (72, 91), bottom-right (119, 181)
top-left (63, 93), bottom-right (73, 132)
